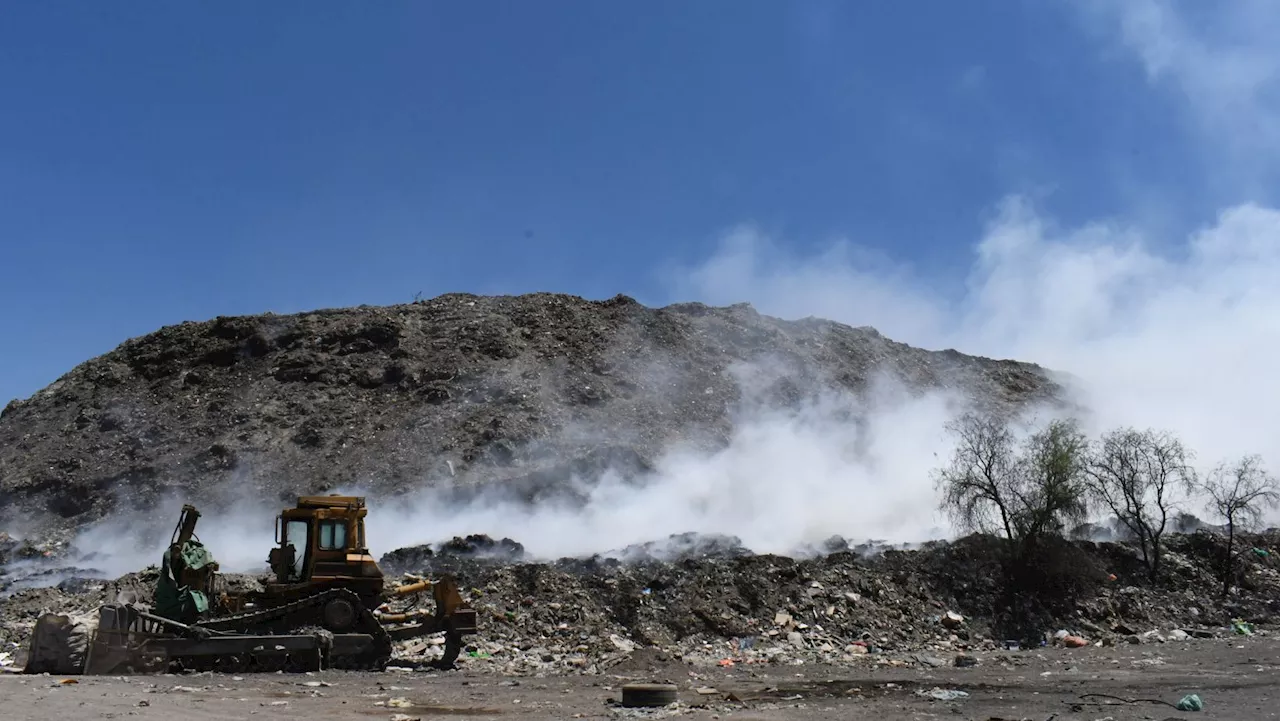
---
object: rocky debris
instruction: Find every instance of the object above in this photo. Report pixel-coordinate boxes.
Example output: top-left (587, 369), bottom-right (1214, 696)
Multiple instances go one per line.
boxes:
top-left (0, 530), bottom-right (112, 597)
top-left (381, 535), bottom-right (527, 573)
top-left (600, 532), bottom-right (753, 564)
top-left (0, 292), bottom-right (1061, 536)
top-left (383, 532), bottom-right (814, 580)
top-left (382, 530), bottom-right (1279, 675)
top-left (4, 526), bottom-right (1275, 676)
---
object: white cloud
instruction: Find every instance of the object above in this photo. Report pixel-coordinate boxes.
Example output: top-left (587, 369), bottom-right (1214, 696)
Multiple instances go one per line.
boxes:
top-left (667, 225), bottom-right (947, 345)
top-left (1078, 0), bottom-right (1280, 185)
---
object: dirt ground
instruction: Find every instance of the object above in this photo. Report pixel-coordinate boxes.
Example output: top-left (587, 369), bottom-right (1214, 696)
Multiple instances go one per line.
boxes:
top-left (2, 636), bottom-right (1276, 721)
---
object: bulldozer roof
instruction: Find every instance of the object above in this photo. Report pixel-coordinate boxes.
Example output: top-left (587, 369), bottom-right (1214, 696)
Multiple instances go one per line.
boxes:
top-left (294, 494), bottom-right (367, 510)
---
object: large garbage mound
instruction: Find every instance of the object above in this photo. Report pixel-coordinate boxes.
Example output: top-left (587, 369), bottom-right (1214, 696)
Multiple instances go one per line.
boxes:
top-left (0, 292), bottom-right (1059, 535)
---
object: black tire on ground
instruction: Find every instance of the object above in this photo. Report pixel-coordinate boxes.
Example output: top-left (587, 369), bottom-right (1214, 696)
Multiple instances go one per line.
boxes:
top-left (621, 683), bottom-right (679, 707)
top-left (322, 596), bottom-right (357, 632)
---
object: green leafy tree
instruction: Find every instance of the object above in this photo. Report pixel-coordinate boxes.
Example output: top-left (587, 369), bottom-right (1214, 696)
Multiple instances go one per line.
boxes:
top-left (934, 412), bottom-right (1091, 554)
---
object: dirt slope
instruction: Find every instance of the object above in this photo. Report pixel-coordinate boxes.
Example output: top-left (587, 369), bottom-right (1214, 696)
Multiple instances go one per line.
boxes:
top-left (0, 292), bottom-right (1060, 532)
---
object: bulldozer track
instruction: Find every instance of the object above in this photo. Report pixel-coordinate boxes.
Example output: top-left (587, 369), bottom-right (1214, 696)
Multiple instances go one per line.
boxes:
top-left (197, 588), bottom-right (394, 670)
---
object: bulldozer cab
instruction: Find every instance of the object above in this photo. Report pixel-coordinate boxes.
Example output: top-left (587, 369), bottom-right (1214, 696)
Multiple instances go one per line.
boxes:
top-left (267, 495), bottom-right (383, 597)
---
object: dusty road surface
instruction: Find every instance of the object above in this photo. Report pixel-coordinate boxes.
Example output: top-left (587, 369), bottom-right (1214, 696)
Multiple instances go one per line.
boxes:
top-left (2, 636), bottom-right (1277, 721)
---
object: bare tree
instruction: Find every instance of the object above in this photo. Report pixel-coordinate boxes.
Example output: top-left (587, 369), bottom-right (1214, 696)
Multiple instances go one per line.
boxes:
top-left (1084, 428), bottom-right (1194, 582)
top-left (934, 412), bottom-right (1091, 553)
top-left (1197, 455), bottom-right (1280, 598)
top-left (933, 411), bottom-right (1020, 542)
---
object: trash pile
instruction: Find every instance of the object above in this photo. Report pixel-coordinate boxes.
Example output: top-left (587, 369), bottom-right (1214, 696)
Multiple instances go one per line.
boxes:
top-left (0, 530), bottom-right (109, 597)
top-left (1, 528), bottom-right (1276, 675)
top-left (375, 529), bottom-right (1280, 675)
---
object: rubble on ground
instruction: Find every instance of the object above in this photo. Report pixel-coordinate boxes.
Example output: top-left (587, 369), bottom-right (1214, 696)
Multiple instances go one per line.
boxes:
top-left (6, 527), bottom-right (1273, 675)
top-left (377, 530), bottom-right (1280, 675)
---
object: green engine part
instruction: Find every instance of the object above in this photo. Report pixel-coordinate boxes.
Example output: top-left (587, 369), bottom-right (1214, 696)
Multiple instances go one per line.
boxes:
top-left (155, 539), bottom-right (217, 623)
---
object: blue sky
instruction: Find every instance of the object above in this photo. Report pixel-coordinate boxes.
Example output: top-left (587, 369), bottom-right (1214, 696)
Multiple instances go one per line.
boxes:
top-left (1, 0), bottom-right (1274, 406)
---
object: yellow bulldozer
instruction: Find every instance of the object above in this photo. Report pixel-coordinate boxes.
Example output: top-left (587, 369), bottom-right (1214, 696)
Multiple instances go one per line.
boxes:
top-left (63, 495), bottom-right (477, 674)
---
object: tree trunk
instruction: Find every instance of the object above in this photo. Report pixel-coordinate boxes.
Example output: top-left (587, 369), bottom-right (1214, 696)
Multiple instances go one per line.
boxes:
top-left (1222, 524), bottom-right (1235, 600)
top-left (1146, 532), bottom-right (1157, 583)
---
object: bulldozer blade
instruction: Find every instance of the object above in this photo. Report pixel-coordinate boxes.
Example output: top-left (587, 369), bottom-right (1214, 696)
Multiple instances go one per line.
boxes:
top-left (432, 575), bottom-right (465, 619)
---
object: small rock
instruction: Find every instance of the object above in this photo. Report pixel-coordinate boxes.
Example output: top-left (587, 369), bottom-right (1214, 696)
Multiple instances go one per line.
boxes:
top-left (916, 655), bottom-right (947, 668)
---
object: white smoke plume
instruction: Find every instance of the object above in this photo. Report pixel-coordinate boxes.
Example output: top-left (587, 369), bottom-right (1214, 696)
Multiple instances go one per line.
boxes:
top-left (673, 199), bottom-right (1280, 471)
top-left (360, 368), bottom-right (969, 560)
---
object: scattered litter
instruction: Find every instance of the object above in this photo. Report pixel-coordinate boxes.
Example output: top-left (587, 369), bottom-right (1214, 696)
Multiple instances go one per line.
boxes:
top-left (917, 687), bottom-right (969, 701)
top-left (1176, 693), bottom-right (1204, 711)
top-left (1075, 693), bottom-right (1181, 710)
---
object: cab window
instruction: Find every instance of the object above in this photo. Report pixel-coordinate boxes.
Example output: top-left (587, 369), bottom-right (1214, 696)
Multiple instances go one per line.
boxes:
top-left (318, 520), bottom-right (347, 550)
